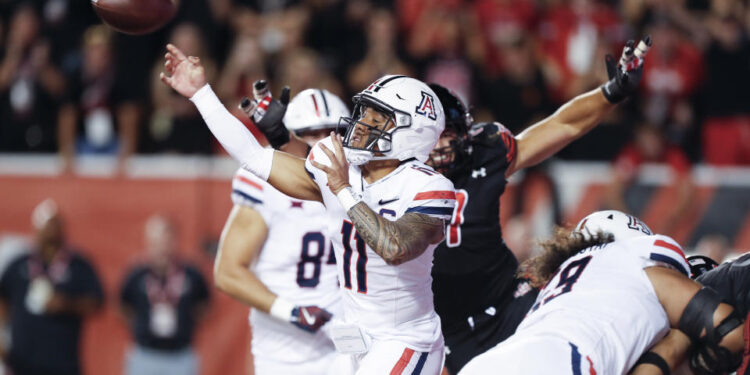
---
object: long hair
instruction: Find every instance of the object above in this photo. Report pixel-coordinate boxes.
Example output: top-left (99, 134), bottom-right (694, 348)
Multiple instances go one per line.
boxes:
top-left (520, 227), bottom-right (614, 288)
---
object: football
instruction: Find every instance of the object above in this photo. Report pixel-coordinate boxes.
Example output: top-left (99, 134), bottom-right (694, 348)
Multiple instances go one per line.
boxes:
top-left (91, 0), bottom-right (177, 35)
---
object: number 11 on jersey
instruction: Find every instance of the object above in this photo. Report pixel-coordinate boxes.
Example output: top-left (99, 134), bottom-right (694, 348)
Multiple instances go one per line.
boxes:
top-left (341, 221), bottom-right (367, 293)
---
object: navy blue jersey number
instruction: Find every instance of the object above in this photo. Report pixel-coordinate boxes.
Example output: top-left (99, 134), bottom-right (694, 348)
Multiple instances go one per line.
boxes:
top-left (341, 220), bottom-right (367, 293)
top-left (531, 256), bottom-right (593, 311)
top-left (296, 232), bottom-right (327, 287)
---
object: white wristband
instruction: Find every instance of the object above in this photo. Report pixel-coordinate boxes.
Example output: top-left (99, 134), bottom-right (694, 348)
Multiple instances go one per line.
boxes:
top-left (190, 84), bottom-right (222, 115)
top-left (269, 297), bottom-right (295, 322)
top-left (337, 187), bottom-right (362, 212)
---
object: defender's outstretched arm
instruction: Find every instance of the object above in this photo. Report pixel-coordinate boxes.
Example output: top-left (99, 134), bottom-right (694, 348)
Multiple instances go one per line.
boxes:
top-left (507, 37), bottom-right (651, 177)
top-left (508, 89), bottom-right (615, 176)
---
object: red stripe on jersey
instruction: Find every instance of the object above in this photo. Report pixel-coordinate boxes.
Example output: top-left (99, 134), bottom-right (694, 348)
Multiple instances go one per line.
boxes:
top-left (586, 356), bottom-right (596, 375)
top-left (414, 191), bottom-right (456, 200)
top-left (235, 175), bottom-right (263, 191)
top-left (390, 348), bottom-right (415, 375)
top-left (506, 133), bottom-right (517, 164)
top-left (311, 93), bottom-right (321, 117)
top-left (653, 239), bottom-right (687, 261)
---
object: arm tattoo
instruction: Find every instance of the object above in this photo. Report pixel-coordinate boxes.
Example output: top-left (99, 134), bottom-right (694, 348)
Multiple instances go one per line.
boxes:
top-left (347, 202), bottom-right (445, 266)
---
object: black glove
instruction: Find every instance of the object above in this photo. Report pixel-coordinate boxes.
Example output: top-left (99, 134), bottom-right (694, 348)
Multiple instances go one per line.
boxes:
top-left (600, 36), bottom-right (651, 103)
top-left (290, 305), bottom-right (333, 333)
top-left (240, 80), bottom-right (291, 148)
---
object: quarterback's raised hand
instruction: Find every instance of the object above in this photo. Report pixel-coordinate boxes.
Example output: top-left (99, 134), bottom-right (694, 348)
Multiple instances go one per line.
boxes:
top-left (239, 80), bottom-right (291, 148)
top-left (310, 132), bottom-right (351, 195)
top-left (601, 36), bottom-right (652, 103)
top-left (160, 44), bottom-right (207, 98)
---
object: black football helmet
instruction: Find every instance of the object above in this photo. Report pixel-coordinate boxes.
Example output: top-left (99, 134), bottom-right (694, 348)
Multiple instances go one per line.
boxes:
top-left (687, 255), bottom-right (719, 279)
top-left (427, 83), bottom-right (472, 175)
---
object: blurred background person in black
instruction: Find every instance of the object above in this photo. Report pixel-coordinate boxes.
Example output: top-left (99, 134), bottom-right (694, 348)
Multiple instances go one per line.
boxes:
top-left (57, 25), bottom-right (139, 174)
top-left (146, 23), bottom-right (217, 155)
top-left (119, 214), bottom-right (210, 375)
top-left (0, 199), bottom-right (104, 375)
top-left (0, 4), bottom-right (66, 153)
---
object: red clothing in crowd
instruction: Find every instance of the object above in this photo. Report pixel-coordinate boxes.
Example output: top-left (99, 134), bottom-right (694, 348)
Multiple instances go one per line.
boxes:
top-left (641, 41), bottom-right (704, 99)
top-left (614, 144), bottom-right (691, 180)
top-left (537, 2), bottom-right (623, 100)
top-left (473, 0), bottom-right (538, 76)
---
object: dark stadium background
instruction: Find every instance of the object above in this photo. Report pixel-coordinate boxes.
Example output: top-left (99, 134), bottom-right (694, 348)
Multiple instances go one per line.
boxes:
top-left (0, 0), bottom-right (748, 373)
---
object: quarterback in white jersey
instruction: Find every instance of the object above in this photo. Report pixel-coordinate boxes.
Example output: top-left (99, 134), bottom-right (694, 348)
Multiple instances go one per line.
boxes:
top-left (214, 87), bottom-right (350, 374)
top-left (461, 210), bottom-right (744, 375)
top-left (160, 44), bottom-right (455, 375)
top-left (306, 135), bottom-right (454, 372)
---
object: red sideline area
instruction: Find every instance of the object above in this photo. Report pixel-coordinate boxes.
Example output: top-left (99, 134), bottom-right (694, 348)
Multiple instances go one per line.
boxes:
top-left (0, 176), bottom-right (251, 375)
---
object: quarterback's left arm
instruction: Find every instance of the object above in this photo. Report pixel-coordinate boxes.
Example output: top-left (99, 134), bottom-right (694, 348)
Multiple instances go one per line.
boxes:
top-left (506, 37), bottom-right (650, 177)
top-left (311, 134), bottom-right (446, 266)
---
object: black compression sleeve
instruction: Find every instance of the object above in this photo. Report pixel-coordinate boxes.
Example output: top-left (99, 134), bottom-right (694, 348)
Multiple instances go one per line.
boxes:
top-left (634, 351), bottom-right (671, 375)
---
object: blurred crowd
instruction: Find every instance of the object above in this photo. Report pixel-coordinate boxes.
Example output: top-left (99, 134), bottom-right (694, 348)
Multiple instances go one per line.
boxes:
top-left (0, 0), bottom-right (749, 172)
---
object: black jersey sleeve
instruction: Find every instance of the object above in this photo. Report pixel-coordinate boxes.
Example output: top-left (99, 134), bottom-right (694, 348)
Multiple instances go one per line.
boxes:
top-left (468, 122), bottom-right (517, 171)
top-left (697, 253), bottom-right (750, 316)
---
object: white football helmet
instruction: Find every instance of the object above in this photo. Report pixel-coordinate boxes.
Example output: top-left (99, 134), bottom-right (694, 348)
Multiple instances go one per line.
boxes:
top-left (340, 75), bottom-right (445, 165)
top-left (284, 88), bottom-right (350, 134)
top-left (574, 210), bottom-right (653, 241)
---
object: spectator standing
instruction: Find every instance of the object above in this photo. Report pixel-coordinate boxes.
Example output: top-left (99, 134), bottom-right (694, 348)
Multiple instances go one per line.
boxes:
top-left (58, 25), bottom-right (139, 173)
top-left (0, 4), bottom-right (66, 152)
top-left (347, 8), bottom-right (412, 94)
top-left (697, 0), bottom-right (750, 165)
top-left (148, 23), bottom-right (217, 154)
top-left (120, 214), bottom-right (210, 375)
top-left (0, 199), bottom-right (104, 375)
top-left (606, 124), bottom-right (695, 237)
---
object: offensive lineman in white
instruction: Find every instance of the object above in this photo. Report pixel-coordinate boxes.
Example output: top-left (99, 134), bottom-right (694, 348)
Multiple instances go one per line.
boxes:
top-left (212, 87), bottom-right (350, 374)
top-left (460, 210), bottom-right (745, 375)
top-left (160, 45), bottom-right (455, 374)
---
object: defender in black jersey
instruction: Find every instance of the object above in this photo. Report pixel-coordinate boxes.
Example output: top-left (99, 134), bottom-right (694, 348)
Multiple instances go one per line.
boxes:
top-left (428, 36), bottom-right (652, 374)
top-left (630, 254), bottom-right (750, 375)
top-left (697, 254), bottom-right (750, 375)
top-left (695, 254), bottom-right (750, 317)
top-left (428, 86), bottom-right (537, 374)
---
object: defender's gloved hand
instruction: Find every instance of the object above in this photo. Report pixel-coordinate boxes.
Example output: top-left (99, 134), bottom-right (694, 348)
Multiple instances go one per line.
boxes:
top-left (239, 80), bottom-right (291, 148)
top-left (601, 36), bottom-right (651, 103)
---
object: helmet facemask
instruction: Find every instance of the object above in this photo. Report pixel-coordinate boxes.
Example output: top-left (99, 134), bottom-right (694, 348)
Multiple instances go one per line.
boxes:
top-left (428, 128), bottom-right (471, 175)
top-left (426, 83), bottom-right (471, 175)
top-left (338, 94), bottom-right (412, 165)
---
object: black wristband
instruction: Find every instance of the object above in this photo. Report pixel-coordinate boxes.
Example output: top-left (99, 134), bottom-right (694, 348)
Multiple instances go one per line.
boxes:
top-left (635, 351), bottom-right (671, 375)
top-left (265, 126), bottom-right (290, 149)
top-left (601, 80), bottom-right (626, 103)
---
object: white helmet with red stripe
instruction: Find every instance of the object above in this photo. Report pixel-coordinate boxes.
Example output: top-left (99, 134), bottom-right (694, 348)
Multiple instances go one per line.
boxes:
top-left (574, 210), bottom-right (653, 241)
top-left (341, 75), bottom-right (445, 165)
top-left (284, 88), bottom-right (350, 134)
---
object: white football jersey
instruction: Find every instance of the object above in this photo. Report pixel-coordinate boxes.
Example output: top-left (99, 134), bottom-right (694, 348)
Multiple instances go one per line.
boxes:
top-left (516, 234), bottom-right (691, 374)
top-left (305, 136), bottom-right (456, 352)
top-left (231, 168), bottom-right (341, 363)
